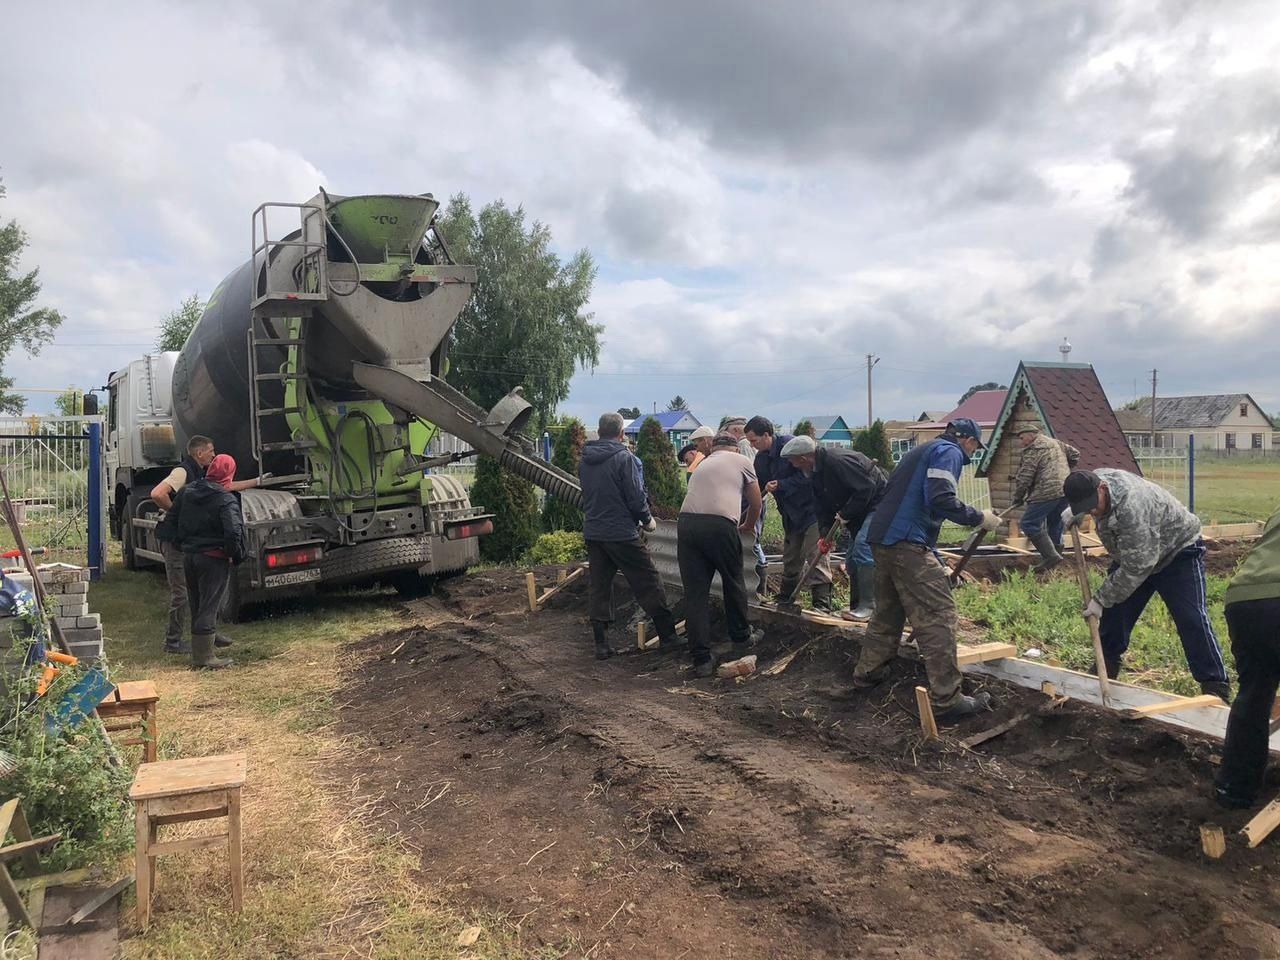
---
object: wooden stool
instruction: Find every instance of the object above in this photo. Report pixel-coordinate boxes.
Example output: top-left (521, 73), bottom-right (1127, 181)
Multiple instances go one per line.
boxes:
top-left (129, 753), bottom-right (246, 930)
top-left (98, 680), bottom-right (160, 763)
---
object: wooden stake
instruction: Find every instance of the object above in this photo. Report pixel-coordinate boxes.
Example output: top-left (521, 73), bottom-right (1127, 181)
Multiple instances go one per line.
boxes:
top-left (915, 686), bottom-right (939, 741)
top-left (1241, 798), bottom-right (1280, 848)
top-left (956, 642), bottom-right (1017, 665)
top-left (638, 618), bottom-right (686, 651)
top-left (1200, 824), bottom-right (1226, 859)
top-left (525, 572), bottom-right (538, 612)
top-left (1069, 525), bottom-right (1110, 707)
top-left (533, 565), bottom-right (587, 609)
top-left (1121, 694), bottom-right (1225, 720)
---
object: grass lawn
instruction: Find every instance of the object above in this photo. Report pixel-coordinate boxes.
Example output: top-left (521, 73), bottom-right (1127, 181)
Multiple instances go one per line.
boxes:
top-left (88, 556), bottom-right (531, 959)
top-left (955, 568), bottom-right (1233, 698)
top-left (1192, 456), bottom-right (1280, 524)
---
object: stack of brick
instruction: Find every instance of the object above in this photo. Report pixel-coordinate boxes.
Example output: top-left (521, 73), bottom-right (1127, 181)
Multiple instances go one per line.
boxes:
top-left (4, 563), bottom-right (102, 662)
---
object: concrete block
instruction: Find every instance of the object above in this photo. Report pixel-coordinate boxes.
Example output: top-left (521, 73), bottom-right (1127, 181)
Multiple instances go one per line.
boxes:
top-left (39, 565), bottom-right (88, 584)
top-left (61, 626), bottom-right (103, 645)
top-left (76, 614), bottom-right (101, 629)
top-left (62, 581), bottom-right (89, 595)
top-left (54, 616), bottom-right (78, 629)
top-left (55, 601), bottom-right (89, 618)
top-left (67, 640), bottom-right (103, 663)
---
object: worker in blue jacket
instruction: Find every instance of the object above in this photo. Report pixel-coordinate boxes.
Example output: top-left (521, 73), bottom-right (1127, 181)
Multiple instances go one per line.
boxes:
top-left (854, 418), bottom-right (1002, 722)
top-left (744, 416), bottom-right (832, 611)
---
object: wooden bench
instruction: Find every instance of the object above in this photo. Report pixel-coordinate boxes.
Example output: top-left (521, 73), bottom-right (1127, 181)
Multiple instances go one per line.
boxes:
top-left (129, 753), bottom-right (246, 930)
top-left (98, 680), bottom-right (160, 763)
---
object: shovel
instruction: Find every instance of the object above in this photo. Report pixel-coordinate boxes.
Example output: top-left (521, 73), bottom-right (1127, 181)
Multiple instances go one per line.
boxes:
top-left (778, 517), bottom-right (844, 609)
top-left (1069, 524), bottom-right (1111, 706)
top-left (948, 503), bottom-right (1019, 586)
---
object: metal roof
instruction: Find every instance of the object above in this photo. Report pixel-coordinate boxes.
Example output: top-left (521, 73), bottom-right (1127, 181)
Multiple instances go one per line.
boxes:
top-left (1131, 394), bottom-right (1275, 430)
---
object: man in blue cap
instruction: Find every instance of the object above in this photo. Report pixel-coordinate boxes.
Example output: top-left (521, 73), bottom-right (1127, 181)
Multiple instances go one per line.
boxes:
top-left (853, 418), bottom-right (1002, 723)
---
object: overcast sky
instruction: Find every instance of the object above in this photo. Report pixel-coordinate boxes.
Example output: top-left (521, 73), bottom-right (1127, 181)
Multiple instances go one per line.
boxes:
top-left (3, 0), bottom-right (1278, 425)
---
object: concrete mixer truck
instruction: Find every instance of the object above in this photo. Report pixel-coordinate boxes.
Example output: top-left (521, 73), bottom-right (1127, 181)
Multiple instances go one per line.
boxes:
top-left (104, 190), bottom-right (582, 618)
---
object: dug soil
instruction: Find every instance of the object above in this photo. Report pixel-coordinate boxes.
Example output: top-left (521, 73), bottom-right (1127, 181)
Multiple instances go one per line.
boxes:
top-left (332, 565), bottom-right (1279, 959)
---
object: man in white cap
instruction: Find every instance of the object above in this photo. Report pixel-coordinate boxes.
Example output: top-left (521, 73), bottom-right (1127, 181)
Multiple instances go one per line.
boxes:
top-left (721, 415), bottom-right (769, 594)
top-left (685, 425), bottom-right (715, 473)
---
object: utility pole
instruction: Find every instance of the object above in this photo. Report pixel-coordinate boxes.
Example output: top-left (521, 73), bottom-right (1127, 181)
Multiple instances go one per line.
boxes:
top-left (1150, 369), bottom-right (1158, 451)
top-left (866, 354), bottom-right (880, 429)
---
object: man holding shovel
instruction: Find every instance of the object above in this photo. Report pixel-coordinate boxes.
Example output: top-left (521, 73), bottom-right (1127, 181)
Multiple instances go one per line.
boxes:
top-left (1062, 469), bottom-right (1230, 702)
top-left (852, 419), bottom-right (1001, 723)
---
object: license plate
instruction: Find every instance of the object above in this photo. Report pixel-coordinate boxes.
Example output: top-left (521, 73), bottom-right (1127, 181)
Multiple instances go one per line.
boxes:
top-left (263, 567), bottom-right (322, 588)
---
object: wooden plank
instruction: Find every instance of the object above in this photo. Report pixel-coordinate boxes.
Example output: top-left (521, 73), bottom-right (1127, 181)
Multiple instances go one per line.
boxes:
top-left (1122, 694), bottom-right (1226, 720)
top-left (27, 883), bottom-right (46, 930)
top-left (915, 687), bottom-right (939, 741)
top-left (12, 868), bottom-right (93, 892)
top-left (1200, 824), bottom-right (1226, 859)
top-left (956, 642), bottom-right (1017, 665)
top-left (0, 862), bottom-right (32, 929)
top-left (639, 619), bottom-right (686, 650)
top-left (965, 656), bottom-right (1280, 748)
top-left (147, 791), bottom-right (228, 819)
top-left (228, 788), bottom-right (243, 912)
top-left (65, 876), bottom-right (133, 926)
top-left (961, 712), bottom-right (1031, 749)
top-left (525, 572), bottom-right (538, 612)
top-left (534, 565), bottom-right (587, 608)
top-left (1202, 521), bottom-right (1265, 540)
top-left (1242, 798), bottom-right (1280, 848)
top-left (129, 753), bottom-right (247, 801)
top-left (0, 798), bottom-right (18, 846)
top-left (134, 805), bottom-right (150, 931)
top-left (98, 680), bottom-right (159, 706)
top-left (0, 833), bottom-right (61, 863)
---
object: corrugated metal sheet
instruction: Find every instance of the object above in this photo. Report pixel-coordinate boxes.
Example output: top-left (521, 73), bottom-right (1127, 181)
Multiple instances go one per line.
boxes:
top-left (646, 518), bottom-right (758, 598)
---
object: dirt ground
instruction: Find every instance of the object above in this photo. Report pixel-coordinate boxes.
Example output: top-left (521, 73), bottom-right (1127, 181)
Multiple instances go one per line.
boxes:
top-left (332, 562), bottom-right (1280, 959)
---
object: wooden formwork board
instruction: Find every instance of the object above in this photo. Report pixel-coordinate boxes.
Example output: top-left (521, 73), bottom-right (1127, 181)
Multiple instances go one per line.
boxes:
top-left (962, 657), bottom-right (1268, 749)
top-left (1201, 521), bottom-right (1265, 540)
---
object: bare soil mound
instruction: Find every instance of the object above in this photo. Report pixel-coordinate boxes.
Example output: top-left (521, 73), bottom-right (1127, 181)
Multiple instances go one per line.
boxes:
top-left (332, 566), bottom-right (1280, 959)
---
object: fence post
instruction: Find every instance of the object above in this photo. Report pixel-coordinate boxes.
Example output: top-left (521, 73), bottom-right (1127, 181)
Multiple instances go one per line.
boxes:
top-left (1188, 433), bottom-right (1195, 515)
top-left (88, 420), bottom-right (104, 580)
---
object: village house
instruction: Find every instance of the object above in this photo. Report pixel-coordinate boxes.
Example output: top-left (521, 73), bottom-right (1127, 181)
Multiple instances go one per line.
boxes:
top-left (906, 389), bottom-right (1007, 448)
top-left (1124, 394), bottom-right (1277, 453)
top-left (794, 415), bottom-right (855, 447)
top-left (622, 410), bottom-right (703, 451)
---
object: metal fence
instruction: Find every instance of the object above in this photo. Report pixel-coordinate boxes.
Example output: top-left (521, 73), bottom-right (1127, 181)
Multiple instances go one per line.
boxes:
top-left (957, 462), bottom-right (991, 513)
top-left (0, 415), bottom-right (106, 578)
top-left (1128, 436), bottom-right (1190, 506)
top-left (423, 430), bottom-right (476, 476)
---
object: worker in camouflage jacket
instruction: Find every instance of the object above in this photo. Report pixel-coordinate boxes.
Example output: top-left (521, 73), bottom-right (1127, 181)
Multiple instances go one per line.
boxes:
top-left (1011, 426), bottom-right (1079, 571)
top-left (1063, 468), bottom-right (1230, 701)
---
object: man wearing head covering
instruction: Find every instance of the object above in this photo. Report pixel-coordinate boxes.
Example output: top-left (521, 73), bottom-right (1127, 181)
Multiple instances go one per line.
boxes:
top-left (744, 415), bottom-right (831, 611)
top-left (168, 453), bottom-right (246, 669)
top-left (780, 435), bottom-right (887, 621)
top-left (677, 433), bottom-right (763, 676)
top-left (1011, 425), bottom-right (1079, 571)
top-left (855, 419), bottom-right (1002, 723)
top-left (1062, 468), bottom-right (1229, 701)
top-left (684, 425), bottom-right (714, 472)
top-left (721, 415), bottom-right (768, 594)
top-left (579, 412), bottom-right (682, 661)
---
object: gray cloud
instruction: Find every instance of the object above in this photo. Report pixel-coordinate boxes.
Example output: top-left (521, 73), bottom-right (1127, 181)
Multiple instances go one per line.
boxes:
top-left (415, 0), bottom-right (1109, 162)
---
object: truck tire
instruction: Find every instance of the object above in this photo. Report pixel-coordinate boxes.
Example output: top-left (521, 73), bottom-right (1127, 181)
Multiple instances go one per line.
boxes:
top-left (121, 492), bottom-right (144, 571)
top-left (390, 570), bottom-right (435, 598)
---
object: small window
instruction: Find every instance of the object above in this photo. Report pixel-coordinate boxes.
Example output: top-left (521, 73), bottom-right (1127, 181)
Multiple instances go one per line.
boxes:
top-left (1225, 433), bottom-right (1236, 449)
top-left (1253, 433), bottom-right (1264, 450)
top-left (1241, 402), bottom-right (1249, 417)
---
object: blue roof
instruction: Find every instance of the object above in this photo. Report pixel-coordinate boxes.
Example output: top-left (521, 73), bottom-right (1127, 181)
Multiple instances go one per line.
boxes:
top-left (624, 411), bottom-right (701, 434)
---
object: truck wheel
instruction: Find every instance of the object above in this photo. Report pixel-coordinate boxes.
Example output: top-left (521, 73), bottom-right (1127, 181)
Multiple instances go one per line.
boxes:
top-left (121, 493), bottom-right (143, 571)
top-left (391, 570), bottom-right (435, 598)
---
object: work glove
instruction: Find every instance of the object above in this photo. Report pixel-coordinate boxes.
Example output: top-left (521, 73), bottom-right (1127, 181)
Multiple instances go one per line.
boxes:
top-left (641, 517), bottom-right (658, 532)
top-left (1082, 598), bottom-right (1103, 620)
top-left (978, 510), bottom-right (1002, 532)
top-left (817, 538), bottom-right (833, 554)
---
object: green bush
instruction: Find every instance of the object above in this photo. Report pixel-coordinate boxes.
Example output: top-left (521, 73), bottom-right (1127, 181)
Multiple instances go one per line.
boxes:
top-left (469, 454), bottom-right (540, 563)
top-left (635, 417), bottom-right (683, 515)
top-left (525, 530), bottom-right (587, 566)
top-left (853, 419), bottom-right (894, 472)
top-left (1, 657), bottom-right (134, 872)
top-left (542, 416), bottom-right (586, 532)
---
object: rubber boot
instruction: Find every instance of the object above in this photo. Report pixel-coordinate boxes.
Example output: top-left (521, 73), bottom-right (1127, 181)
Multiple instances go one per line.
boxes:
top-left (1028, 528), bottom-right (1063, 573)
top-left (214, 631), bottom-right (234, 648)
top-left (848, 566), bottom-right (876, 621)
top-left (1200, 680), bottom-right (1232, 704)
top-left (755, 565), bottom-right (769, 598)
top-left (933, 691), bottom-right (994, 724)
top-left (190, 632), bottom-right (233, 670)
top-left (164, 639), bottom-right (190, 655)
top-left (592, 621), bottom-right (615, 661)
top-left (810, 582), bottom-right (833, 613)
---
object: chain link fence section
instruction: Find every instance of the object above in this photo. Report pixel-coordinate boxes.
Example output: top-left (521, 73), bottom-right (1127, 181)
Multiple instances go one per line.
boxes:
top-left (0, 415), bottom-right (106, 576)
top-left (1128, 436), bottom-right (1190, 506)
